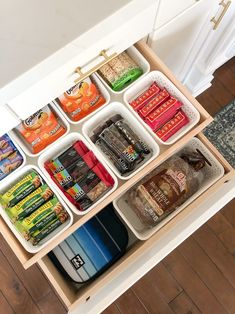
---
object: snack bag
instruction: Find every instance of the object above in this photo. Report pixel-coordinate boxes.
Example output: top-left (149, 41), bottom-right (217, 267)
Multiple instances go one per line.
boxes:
top-left (0, 151), bottom-right (23, 181)
top-left (57, 77), bottom-right (106, 122)
top-left (16, 105), bottom-right (66, 154)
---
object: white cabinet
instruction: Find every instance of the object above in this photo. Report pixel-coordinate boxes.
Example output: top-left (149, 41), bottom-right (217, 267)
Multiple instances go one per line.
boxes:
top-left (148, 0), bottom-right (218, 83)
top-left (154, 0), bottom-right (197, 30)
top-left (185, 0), bottom-right (235, 95)
top-left (148, 0), bottom-right (235, 95)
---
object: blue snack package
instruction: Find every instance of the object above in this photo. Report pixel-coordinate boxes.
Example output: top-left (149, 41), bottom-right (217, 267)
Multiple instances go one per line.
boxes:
top-left (0, 134), bottom-right (18, 161)
top-left (0, 151), bottom-right (23, 181)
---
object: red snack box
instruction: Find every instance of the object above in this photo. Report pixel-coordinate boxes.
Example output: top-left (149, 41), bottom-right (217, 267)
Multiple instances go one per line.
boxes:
top-left (129, 82), bottom-right (160, 111)
top-left (138, 88), bottom-right (170, 118)
top-left (145, 97), bottom-right (182, 131)
top-left (156, 110), bottom-right (189, 142)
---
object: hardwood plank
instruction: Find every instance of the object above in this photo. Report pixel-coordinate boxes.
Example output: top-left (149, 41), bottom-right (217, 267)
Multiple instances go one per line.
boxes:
top-left (102, 303), bottom-right (122, 314)
top-left (148, 262), bottom-right (182, 303)
top-left (37, 290), bottom-right (66, 314)
top-left (163, 249), bottom-right (227, 314)
top-left (132, 269), bottom-right (174, 314)
top-left (221, 199), bottom-right (235, 227)
top-left (218, 228), bottom-right (235, 255)
top-left (193, 224), bottom-right (235, 288)
top-left (115, 289), bottom-right (149, 314)
top-left (179, 236), bottom-right (235, 313)
top-left (0, 235), bottom-right (51, 303)
top-left (0, 251), bottom-right (40, 314)
top-left (0, 291), bottom-right (15, 314)
top-left (169, 291), bottom-right (201, 314)
top-left (214, 60), bottom-right (235, 95)
top-left (196, 91), bottom-right (222, 117)
top-left (207, 212), bottom-right (232, 235)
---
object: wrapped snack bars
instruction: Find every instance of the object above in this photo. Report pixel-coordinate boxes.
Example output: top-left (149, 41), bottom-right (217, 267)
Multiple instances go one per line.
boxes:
top-left (45, 140), bottom-right (115, 212)
top-left (0, 134), bottom-right (23, 181)
top-left (98, 51), bottom-right (143, 91)
top-left (129, 81), bottom-right (190, 141)
top-left (0, 170), bottom-right (70, 246)
top-left (91, 114), bottom-right (151, 176)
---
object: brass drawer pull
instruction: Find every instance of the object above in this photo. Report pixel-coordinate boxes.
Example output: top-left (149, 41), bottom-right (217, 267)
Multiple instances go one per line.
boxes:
top-left (74, 49), bottom-right (117, 84)
top-left (211, 0), bottom-right (231, 30)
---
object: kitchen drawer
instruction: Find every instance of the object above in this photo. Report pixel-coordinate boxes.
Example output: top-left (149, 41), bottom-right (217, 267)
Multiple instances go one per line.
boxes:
top-left (0, 0), bottom-right (157, 129)
top-left (0, 41), bottom-right (216, 270)
top-left (37, 133), bottom-right (235, 312)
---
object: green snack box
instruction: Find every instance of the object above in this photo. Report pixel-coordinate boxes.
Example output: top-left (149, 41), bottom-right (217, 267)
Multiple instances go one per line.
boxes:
top-left (0, 171), bottom-right (42, 208)
top-left (6, 184), bottom-right (54, 221)
top-left (30, 218), bottom-right (65, 246)
top-left (15, 196), bottom-right (65, 240)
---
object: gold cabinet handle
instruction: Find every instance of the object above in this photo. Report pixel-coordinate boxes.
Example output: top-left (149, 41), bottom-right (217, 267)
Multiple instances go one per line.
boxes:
top-left (74, 49), bottom-right (117, 84)
top-left (211, 0), bottom-right (231, 30)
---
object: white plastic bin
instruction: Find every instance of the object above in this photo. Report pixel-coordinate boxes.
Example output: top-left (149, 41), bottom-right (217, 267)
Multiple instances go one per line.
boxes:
top-left (0, 165), bottom-right (73, 253)
top-left (82, 102), bottom-right (160, 180)
top-left (123, 71), bottom-right (200, 145)
top-left (38, 133), bottom-right (118, 216)
top-left (113, 137), bottom-right (224, 240)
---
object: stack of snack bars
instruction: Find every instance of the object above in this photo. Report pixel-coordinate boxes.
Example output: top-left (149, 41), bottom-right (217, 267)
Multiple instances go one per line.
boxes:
top-left (130, 82), bottom-right (189, 142)
top-left (0, 134), bottom-right (23, 181)
top-left (98, 51), bottom-right (143, 91)
top-left (0, 171), bottom-right (69, 246)
top-left (91, 114), bottom-right (151, 175)
top-left (45, 141), bottom-right (115, 211)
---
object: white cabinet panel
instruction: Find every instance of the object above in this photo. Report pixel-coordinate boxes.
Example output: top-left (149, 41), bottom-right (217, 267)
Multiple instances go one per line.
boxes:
top-left (148, 0), bottom-right (217, 81)
top-left (154, 0), bottom-right (197, 30)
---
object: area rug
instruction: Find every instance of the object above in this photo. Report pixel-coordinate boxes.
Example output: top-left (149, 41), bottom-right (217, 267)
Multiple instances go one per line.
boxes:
top-left (204, 99), bottom-right (235, 168)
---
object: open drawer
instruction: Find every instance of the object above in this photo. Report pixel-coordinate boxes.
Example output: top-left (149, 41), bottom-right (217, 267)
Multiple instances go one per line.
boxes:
top-left (0, 41), bottom-right (225, 271)
top-left (37, 133), bottom-right (235, 312)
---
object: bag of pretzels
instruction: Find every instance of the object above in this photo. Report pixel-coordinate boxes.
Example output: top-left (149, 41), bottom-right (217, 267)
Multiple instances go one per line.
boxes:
top-left (127, 148), bottom-right (208, 228)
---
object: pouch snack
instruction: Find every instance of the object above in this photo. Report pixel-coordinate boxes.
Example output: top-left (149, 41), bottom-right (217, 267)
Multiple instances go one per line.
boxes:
top-left (57, 77), bottom-right (106, 122)
top-left (15, 105), bottom-right (66, 154)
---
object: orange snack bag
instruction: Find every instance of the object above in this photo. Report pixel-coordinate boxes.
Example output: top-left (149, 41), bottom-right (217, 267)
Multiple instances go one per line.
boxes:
top-left (57, 77), bottom-right (106, 122)
top-left (16, 105), bottom-right (66, 154)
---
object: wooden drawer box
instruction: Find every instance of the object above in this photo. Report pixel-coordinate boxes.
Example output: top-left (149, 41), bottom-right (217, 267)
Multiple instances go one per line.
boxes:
top-left (0, 41), bottom-right (216, 270)
top-left (37, 131), bottom-right (234, 311)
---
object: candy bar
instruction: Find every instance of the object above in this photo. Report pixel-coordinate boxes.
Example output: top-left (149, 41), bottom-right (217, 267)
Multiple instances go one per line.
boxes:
top-left (156, 110), bottom-right (189, 141)
top-left (16, 197), bottom-right (65, 240)
top-left (66, 183), bottom-right (92, 210)
top-left (54, 169), bottom-right (73, 190)
top-left (139, 88), bottom-right (170, 118)
top-left (111, 114), bottom-right (151, 155)
top-left (30, 218), bottom-right (66, 245)
top-left (7, 184), bottom-right (54, 221)
top-left (0, 151), bottom-right (23, 181)
top-left (48, 147), bottom-right (82, 175)
top-left (99, 128), bottom-right (138, 165)
top-left (57, 77), bottom-right (106, 122)
top-left (0, 171), bottom-right (42, 208)
top-left (145, 97), bottom-right (182, 131)
top-left (129, 82), bottom-right (161, 111)
top-left (95, 138), bottom-right (129, 174)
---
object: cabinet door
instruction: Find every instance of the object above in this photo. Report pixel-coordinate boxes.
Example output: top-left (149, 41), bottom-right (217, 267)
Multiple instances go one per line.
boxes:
top-left (154, 0), bottom-right (197, 30)
top-left (148, 0), bottom-right (218, 81)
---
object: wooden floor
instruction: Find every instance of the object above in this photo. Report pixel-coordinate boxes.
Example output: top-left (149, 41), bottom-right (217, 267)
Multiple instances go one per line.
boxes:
top-left (0, 58), bottom-right (234, 314)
